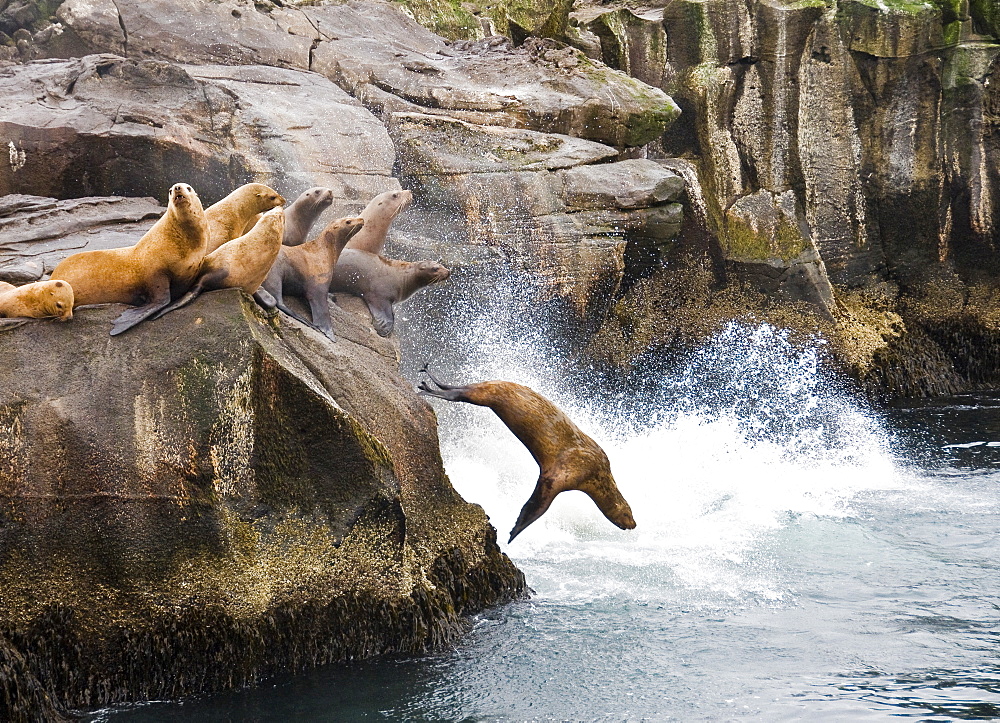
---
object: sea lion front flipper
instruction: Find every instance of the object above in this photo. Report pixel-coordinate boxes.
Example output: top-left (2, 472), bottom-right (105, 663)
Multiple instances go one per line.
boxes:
top-left (305, 284), bottom-right (337, 342)
top-left (110, 280), bottom-right (171, 336)
top-left (275, 301), bottom-right (328, 336)
top-left (366, 297), bottom-right (395, 337)
top-left (0, 318), bottom-right (29, 332)
top-left (254, 287), bottom-right (277, 309)
top-left (509, 476), bottom-right (557, 543)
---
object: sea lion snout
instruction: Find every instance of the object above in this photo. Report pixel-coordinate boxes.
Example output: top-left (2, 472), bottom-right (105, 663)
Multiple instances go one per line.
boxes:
top-left (416, 261), bottom-right (450, 284)
top-left (169, 183), bottom-right (196, 205)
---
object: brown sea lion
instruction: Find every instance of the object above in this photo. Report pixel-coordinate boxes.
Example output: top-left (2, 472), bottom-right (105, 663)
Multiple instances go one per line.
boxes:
top-left (0, 279), bottom-right (74, 321)
top-left (51, 183), bottom-right (209, 335)
top-left (204, 182), bottom-right (284, 253)
top-left (418, 368), bottom-right (636, 542)
top-left (329, 250), bottom-right (449, 337)
top-left (152, 207), bottom-right (285, 320)
top-left (261, 215), bottom-right (365, 339)
top-left (344, 189), bottom-right (412, 254)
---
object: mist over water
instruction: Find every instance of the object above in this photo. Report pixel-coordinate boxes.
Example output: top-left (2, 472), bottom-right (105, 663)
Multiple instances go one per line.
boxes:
top-left (101, 272), bottom-right (1000, 720)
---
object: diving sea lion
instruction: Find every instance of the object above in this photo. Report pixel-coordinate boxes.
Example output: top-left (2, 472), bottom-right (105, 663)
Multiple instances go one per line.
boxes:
top-left (344, 189), bottom-right (412, 254)
top-left (0, 279), bottom-right (74, 321)
top-left (418, 368), bottom-right (636, 542)
top-left (152, 207), bottom-right (285, 320)
top-left (329, 250), bottom-right (449, 337)
top-left (261, 215), bottom-right (365, 339)
top-left (51, 183), bottom-right (209, 335)
top-left (204, 182), bottom-right (284, 253)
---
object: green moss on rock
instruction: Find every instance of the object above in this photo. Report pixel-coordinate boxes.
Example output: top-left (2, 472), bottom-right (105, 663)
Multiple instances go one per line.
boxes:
top-left (388, 0), bottom-right (485, 41)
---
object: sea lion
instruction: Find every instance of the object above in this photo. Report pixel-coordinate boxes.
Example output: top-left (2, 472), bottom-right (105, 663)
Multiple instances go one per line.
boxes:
top-left (243, 186), bottom-right (335, 243)
top-left (329, 250), bottom-right (449, 337)
top-left (204, 182), bottom-right (285, 253)
top-left (0, 279), bottom-right (74, 321)
top-left (418, 368), bottom-right (636, 542)
top-left (152, 207), bottom-right (285, 320)
top-left (260, 215), bottom-right (365, 339)
top-left (51, 183), bottom-right (209, 335)
top-left (344, 189), bottom-right (412, 254)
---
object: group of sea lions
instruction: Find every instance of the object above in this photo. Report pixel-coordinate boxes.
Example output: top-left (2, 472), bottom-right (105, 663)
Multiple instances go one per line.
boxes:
top-left (0, 179), bottom-right (635, 543)
top-left (1, 181), bottom-right (449, 340)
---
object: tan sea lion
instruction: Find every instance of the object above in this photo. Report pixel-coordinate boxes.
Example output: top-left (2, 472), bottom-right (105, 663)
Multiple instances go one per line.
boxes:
top-left (51, 183), bottom-right (209, 335)
top-left (205, 182), bottom-right (284, 253)
top-left (344, 189), bottom-right (413, 254)
top-left (418, 368), bottom-right (636, 542)
top-left (0, 279), bottom-right (74, 321)
top-left (261, 215), bottom-right (365, 339)
top-left (152, 207), bottom-right (285, 320)
top-left (329, 250), bottom-right (449, 337)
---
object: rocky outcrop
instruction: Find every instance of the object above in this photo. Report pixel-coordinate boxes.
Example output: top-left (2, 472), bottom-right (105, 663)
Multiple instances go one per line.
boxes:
top-left (0, 289), bottom-right (526, 716)
top-left (553, 0), bottom-right (1000, 397)
top-left (0, 194), bottom-right (163, 283)
top-left (389, 112), bottom-right (684, 327)
top-left (0, 55), bottom-right (398, 215)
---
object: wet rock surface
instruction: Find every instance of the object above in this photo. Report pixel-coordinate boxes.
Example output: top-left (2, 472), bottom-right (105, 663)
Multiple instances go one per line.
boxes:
top-left (0, 290), bottom-right (525, 717)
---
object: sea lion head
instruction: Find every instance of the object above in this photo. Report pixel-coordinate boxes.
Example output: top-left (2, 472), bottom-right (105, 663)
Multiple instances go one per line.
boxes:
top-left (369, 189), bottom-right (412, 222)
top-left (300, 186), bottom-right (335, 211)
top-left (32, 279), bottom-right (74, 321)
top-left (247, 183), bottom-right (285, 212)
top-left (412, 260), bottom-right (450, 286)
top-left (169, 183), bottom-right (201, 209)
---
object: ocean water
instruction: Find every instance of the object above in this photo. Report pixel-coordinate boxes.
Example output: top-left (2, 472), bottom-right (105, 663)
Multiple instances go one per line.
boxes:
top-left (93, 317), bottom-right (1000, 721)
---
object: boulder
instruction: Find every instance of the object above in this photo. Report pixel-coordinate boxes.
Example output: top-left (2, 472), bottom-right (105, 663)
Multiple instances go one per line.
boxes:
top-left (0, 194), bottom-right (164, 282)
top-left (0, 289), bottom-right (526, 715)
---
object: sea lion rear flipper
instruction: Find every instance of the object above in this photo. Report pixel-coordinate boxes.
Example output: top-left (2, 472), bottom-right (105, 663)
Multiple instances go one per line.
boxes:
top-left (110, 281), bottom-right (171, 336)
top-left (509, 477), bottom-right (556, 543)
top-left (150, 271), bottom-right (222, 321)
top-left (366, 298), bottom-right (395, 337)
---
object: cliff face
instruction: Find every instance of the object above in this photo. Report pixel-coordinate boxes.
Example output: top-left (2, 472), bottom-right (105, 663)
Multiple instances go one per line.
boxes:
top-left (569, 0), bottom-right (1000, 396)
top-left (0, 290), bottom-right (526, 717)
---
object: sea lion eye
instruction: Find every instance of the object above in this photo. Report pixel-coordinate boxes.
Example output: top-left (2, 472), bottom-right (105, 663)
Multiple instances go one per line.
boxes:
top-left (56, 302), bottom-right (64, 309)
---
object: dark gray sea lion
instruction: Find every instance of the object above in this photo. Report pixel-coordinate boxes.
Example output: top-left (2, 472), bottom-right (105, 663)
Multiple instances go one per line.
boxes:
top-left (153, 207), bottom-right (285, 319)
top-left (329, 250), bottom-right (449, 337)
top-left (344, 189), bottom-right (412, 254)
top-left (51, 183), bottom-right (209, 335)
top-left (261, 215), bottom-right (365, 339)
top-left (418, 368), bottom-right (637, 542)
top-left (245, 186), bottom-right (334, 245)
